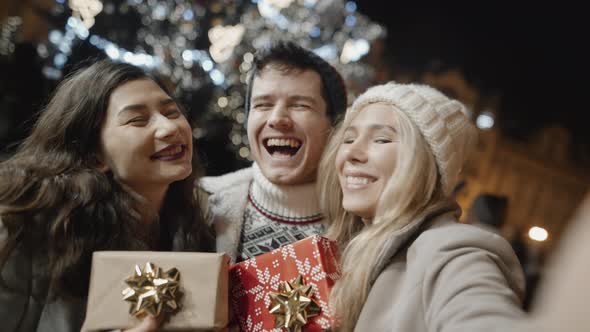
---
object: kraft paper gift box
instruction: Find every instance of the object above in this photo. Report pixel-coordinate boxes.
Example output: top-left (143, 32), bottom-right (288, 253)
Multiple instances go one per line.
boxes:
top-left (229, 236), bottom-right (340, 332)
top-left (81, 251), bottom-right (229, 331)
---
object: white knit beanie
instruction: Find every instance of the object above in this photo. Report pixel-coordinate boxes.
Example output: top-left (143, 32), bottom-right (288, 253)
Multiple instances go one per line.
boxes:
top-left (349, 82), bottom-right (477, 196)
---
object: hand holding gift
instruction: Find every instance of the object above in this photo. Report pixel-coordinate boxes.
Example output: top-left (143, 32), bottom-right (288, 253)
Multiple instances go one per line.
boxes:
top-left (123, 316), bottom-right (161, 332)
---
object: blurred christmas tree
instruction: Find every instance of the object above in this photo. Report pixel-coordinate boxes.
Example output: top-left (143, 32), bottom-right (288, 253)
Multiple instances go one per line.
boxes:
top-left (1, 16), bottom-right (45, 157)
top-left (36, 0), bottom-right (385, 172)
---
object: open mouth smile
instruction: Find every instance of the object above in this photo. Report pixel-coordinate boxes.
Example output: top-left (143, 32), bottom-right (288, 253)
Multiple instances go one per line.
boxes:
top-left (151, 144), bottom-right (187, 161)
top-left (263, 138), bottom-right (302, 158)
top-left (344, 174), bottom-right (378, 189)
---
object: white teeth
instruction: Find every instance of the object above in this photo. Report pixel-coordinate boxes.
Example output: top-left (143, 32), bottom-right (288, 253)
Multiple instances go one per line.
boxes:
top-left (346, 176), bottom-right (371, 185)
top-left (156, 145), bottom-right (182, 157)
top-left (267, 138), bottom-right (301, 148)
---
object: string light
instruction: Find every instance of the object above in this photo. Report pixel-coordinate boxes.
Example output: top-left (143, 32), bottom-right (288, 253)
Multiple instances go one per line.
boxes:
top-left (208, 24), bottom-right (246, 63)
top-left (69, 0), bottom-right (104, 29)
top-left (476, 111), bottom-right (495, 130)
top-left (0, 17), bottom-right (22, 56)
top-left (528, 226), bottom-right (549, 242)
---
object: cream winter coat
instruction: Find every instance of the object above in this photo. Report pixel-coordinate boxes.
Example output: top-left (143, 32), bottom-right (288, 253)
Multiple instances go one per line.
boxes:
top-left (353, 209), bottom-right (526, 332)
top-left (518, 193), bottom-right (590, 332)
top-left (200, 167), bottom-right (253, 264)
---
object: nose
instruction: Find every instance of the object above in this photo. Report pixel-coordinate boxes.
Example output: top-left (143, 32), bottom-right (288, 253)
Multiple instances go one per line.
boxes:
top-left (267, 104), bottom-right (293, 130)
top-left (342, 139), bottom-right (368, 164)
top-left (154, 114), bottom-right (181, 140)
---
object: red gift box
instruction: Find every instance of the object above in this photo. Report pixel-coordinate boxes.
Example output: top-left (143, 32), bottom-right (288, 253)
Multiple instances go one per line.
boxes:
top-left (230, 235), bottom-right (340, 331)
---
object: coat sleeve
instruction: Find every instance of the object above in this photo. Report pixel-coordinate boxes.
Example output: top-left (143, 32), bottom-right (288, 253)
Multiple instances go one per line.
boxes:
top-left (420, 225), bottom-right (526, 332)
top-left (0, 220), bottom-right (41, 332)
top-left (522, 194), bottom-right (590, 332)
top-left (194, 183), bottom-right (213, 226)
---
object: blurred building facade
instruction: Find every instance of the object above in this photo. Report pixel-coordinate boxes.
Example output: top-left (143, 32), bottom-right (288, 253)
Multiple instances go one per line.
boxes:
top-left (458, 126), bottom-right (589, 247)
top-left (417, 69), bottom-right (589, 248)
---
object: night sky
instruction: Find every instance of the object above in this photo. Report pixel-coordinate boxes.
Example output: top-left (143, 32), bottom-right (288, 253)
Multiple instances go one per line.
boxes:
top-left (357, 2), bottom-right (587, 148)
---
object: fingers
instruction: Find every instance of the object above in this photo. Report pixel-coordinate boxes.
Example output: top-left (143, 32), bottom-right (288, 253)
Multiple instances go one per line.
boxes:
top-left (124, 315), bottom-right (160, 332)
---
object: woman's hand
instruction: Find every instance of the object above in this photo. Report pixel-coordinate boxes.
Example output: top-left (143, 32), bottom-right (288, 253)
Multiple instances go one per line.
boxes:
top-left (123, 316), bottom-right (161, 332)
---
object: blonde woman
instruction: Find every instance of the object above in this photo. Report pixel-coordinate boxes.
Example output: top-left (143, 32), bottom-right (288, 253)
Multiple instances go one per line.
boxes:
top-left (318, 82), bottom-right (525, 331)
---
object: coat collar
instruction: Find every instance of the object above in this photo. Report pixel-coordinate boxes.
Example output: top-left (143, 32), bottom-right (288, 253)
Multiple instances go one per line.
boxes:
top-left (201, 167), bottom-right (253, 263)
top-left (370, 200), bottom-right (460, 284)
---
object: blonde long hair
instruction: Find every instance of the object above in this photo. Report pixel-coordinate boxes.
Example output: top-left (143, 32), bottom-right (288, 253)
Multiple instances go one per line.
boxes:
top-left (318, 103), bottom-right (449, 331)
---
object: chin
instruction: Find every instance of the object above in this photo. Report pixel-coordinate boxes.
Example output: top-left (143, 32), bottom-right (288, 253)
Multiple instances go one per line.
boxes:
top-left (261, 166), bottom-right (311, 185)
top-left (342, 203), bottom-right (373, 219)
top-left (168, 168), bottom-right (193, 183)
top-left (267, 173), bottom-right (301, 186)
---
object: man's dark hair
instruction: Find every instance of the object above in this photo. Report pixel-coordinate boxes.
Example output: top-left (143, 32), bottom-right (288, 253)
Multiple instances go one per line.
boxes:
top-left (245, 40), bottom-right (347, 125)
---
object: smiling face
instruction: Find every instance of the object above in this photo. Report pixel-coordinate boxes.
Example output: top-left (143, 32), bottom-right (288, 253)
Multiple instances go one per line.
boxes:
top-left (247, 65), bottom-right (331, 185)
top-left (335, 103), bottom-right (400, 219)
top-left (99, 78), bottom-right (193, 197)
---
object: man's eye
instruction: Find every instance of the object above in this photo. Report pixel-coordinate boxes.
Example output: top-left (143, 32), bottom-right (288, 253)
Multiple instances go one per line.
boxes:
top-left (292, 104), bottom-right (311, 109)
top-left (253, 103), bottom-right (273, 109)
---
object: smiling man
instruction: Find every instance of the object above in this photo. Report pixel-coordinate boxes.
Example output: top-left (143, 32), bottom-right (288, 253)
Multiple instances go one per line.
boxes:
top-left (200, 41), bottom-right (347, 263)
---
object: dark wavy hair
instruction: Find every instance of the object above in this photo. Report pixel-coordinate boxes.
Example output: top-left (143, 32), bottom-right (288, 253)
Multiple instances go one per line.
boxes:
top-left (244, 40), bottom-right (348, 125)
top-left (0, 60), bottom-right (214, 298)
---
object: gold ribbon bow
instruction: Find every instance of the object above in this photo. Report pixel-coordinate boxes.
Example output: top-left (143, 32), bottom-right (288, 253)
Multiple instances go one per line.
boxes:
top-left (268, 275), bottom-right (321, 332)
top-left (122, 262), bottom-right (181, 318)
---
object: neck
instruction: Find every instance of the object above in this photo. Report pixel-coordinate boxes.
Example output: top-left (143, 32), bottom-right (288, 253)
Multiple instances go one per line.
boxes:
top-left (133, 184), bottom-right (168, 224)
top-left (249, 163), bottom-right (323, 223)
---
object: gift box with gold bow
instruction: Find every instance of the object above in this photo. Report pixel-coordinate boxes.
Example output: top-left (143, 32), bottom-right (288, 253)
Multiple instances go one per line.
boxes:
top-left (229, 236), bottom-right (340, 332)
top-left (81, 251), bottom-right (229, 331)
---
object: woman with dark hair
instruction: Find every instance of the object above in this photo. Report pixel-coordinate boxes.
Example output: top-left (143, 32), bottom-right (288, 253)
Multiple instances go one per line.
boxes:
top-left (0, 60), bottom-right (214, 332)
